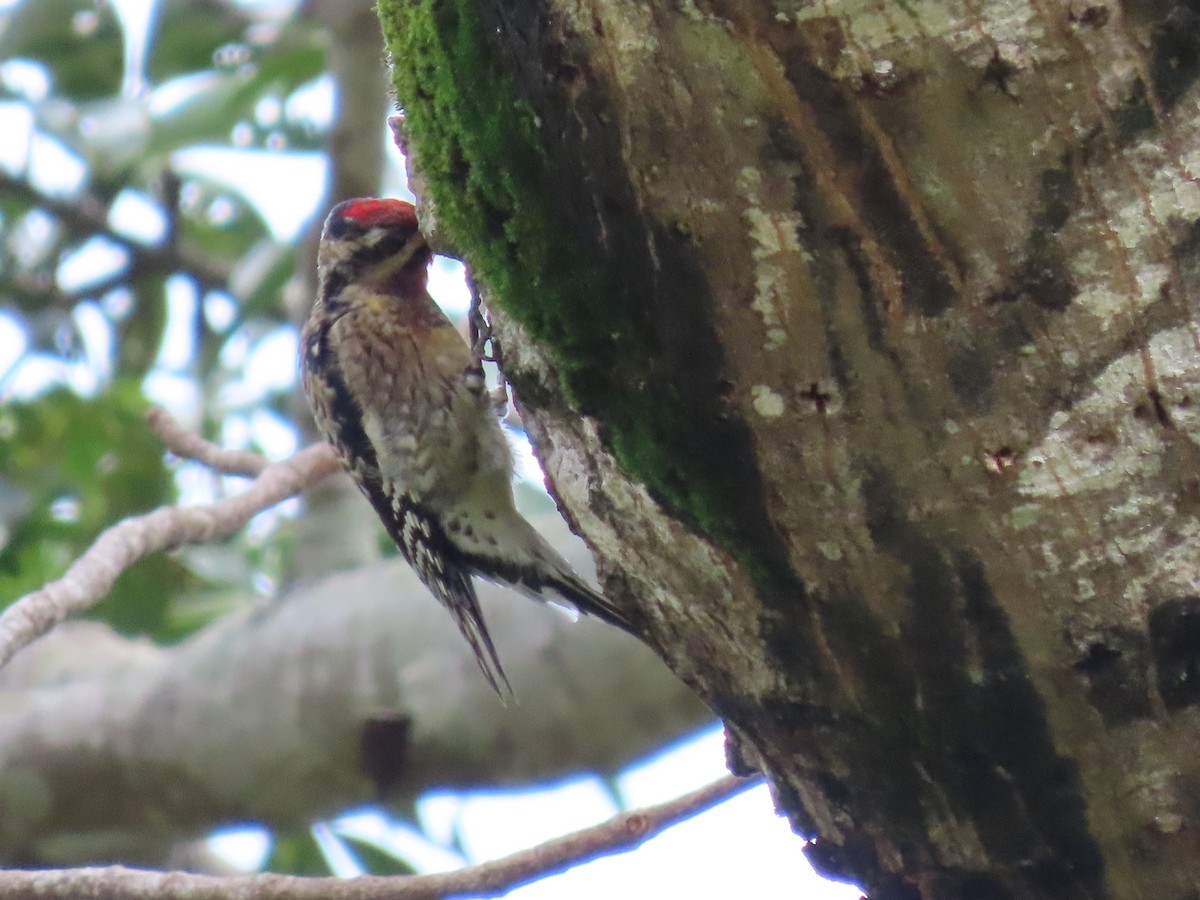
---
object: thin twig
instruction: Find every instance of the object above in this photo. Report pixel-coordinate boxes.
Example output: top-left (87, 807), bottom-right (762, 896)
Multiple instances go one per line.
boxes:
top-left (0, 443), bottom-right (340, 672)
top-left (0, 774), bottom-right (758, 899)
top-left (439, 772), bottom-right (757, 897)
top-left (146, 407), bottom-right (269, 477)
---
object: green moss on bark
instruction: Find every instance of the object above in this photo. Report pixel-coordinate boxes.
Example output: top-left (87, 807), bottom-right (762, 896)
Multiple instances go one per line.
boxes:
top-left (379, 0), bottom-right (633, 372)
top-left (377, 0), bottom-right (786, 589)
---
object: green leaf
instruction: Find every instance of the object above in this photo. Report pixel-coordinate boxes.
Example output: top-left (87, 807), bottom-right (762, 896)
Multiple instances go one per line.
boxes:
top-left (163, 583), bottom-right (252, 636)
top-left (144, 71), bottom-right (260, 157)
top-left (145, 0), bottom-right (253, 83)
top-left (232, 39), bottom-right (326, 105)
top-left (0, 383), bottom-right (200, 640)
top-left (145, 27), bottom-right (327, 159)
top-left (233, 240), bottom-right (294, 315)
top-left (262, 829), bottom-right (331, 876)
top-left (175, 189), bottom-right (269, 261)
top-left (0, 0), bottom-right (122, 100)
top-left (339, 834), bottom-right (417, 877)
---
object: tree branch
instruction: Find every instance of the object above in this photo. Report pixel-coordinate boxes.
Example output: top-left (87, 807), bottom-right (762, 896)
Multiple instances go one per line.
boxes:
top-left (0, 551), bottom-right (710, 864)
top-left (0, 412), bottom-right (708, 866)
top-left (145, 406), bottom-right (270, 476)
top-left (0, 774), bottom-right (756, 899)
top-left (0, 441), bottom-right (339, 672)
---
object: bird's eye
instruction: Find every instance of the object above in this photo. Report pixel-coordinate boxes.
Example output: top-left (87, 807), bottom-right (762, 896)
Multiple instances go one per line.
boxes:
top-left (326, 215), bottom-right (352, 240)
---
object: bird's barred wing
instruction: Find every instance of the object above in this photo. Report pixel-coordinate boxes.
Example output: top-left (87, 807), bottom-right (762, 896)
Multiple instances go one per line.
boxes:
top-left (301, 318), bottom-right (383, 487)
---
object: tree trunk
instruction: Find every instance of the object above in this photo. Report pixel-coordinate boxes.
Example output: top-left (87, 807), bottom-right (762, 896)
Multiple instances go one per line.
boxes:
top-left (378, 1), bottom-right (1200, 896)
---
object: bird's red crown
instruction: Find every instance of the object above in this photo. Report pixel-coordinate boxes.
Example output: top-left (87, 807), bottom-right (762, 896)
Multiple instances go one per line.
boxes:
top-left (336, 198), bottom-right (418, 231)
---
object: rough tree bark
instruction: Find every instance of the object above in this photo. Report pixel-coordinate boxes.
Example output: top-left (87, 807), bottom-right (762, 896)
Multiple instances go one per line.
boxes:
top-left (377, 1), bottom-right (1200, 897)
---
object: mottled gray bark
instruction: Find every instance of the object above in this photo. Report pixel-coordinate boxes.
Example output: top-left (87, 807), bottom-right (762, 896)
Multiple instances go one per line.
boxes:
top-left (382, 0), bottom-right (1200, 896)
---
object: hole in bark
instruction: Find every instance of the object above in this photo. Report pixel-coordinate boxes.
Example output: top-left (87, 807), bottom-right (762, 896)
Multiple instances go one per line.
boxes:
top-left (800, 382), bottom-right (832, 414)
top-left (1151, 8), bottom-right (1200, 108)
top-left (982, 447), bottom-right (1017, 476)
top-left (948, 346), bottom-right (994, 411)
top-left (1074, 642), bottom-right (1121, 672)
top-left (1038, 167), bottom-right (1079, 233)
top-left (1071, 629), bottom-right (1153, 725)
top-left (1068, 6), bottom-right (1112, 28)
top-left (1114, 79), bottom-right (1157, 141)
top-left (986, 251), bottom-right (1076, 311)
top-left (980, 49), bottom-right (1021, 97)
top-left (1149, 596), bottom-right (1200, 710)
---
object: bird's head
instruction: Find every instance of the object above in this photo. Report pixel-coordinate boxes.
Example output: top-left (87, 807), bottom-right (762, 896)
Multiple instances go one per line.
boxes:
top-left (316, 197), bottom-right (432, 296)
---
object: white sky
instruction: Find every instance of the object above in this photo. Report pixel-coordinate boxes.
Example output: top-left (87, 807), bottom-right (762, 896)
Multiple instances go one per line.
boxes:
top-left (211, 725), bottom-right (863, 899)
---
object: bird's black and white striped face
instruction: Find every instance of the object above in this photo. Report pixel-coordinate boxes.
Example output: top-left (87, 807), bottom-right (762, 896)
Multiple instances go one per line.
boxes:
top-left (316, 197), bottom-right (432, 296)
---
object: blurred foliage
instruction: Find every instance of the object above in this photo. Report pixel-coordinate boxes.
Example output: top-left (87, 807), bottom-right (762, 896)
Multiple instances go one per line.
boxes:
top-left (0, 384), bottom-right (203, 638)
top-left (146, 0), bottom-right (253, 82)
top-left (0, 0), bottom-right (335, 638)
top-left (0, 0), bottom-right (123, 100)
top-left (265, 825), bottom-right (422, 878)
top-left (262, 830), bottom-right (333, 877)
top-left (0, 0), bottom-right (509, 879)
top-left (339, 834), bottom-right (418, 876)
top-left (144, 21), bottom-right (327, 160)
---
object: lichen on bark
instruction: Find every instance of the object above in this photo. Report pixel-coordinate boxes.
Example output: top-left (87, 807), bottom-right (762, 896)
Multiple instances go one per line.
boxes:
top-left (376, 0), bottom-right (1200, 896)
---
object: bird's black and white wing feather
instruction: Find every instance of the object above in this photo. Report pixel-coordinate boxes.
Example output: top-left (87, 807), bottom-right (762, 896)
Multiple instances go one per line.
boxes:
top-left (301, 304), bottom-right (512, 695)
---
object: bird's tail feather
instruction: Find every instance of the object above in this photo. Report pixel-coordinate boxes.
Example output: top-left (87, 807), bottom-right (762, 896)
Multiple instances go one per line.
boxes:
top-left (538, 567), bottom-right (637, 635)
top-left (432, 568), bottom-right (512, 697)
top-left (461, 523), bottom-right (637, 637)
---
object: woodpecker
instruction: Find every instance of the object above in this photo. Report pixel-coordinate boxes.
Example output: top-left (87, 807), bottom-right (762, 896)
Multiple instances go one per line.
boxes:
top-left (301, 197), bottom-right (634, 694)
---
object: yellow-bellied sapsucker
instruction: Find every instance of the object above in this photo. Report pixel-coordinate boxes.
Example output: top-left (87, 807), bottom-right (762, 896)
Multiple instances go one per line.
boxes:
top-left (300, 198), bottom-right (633, 694)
